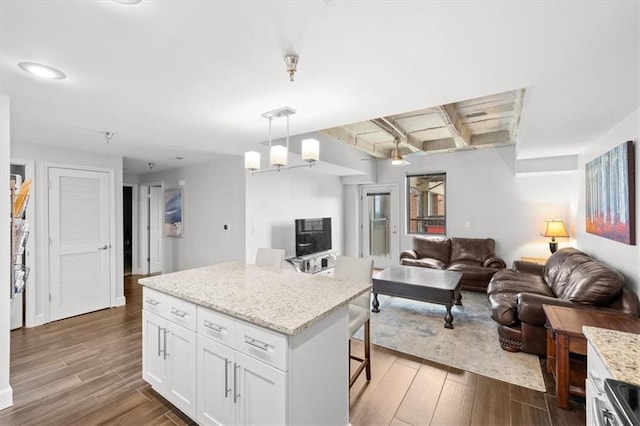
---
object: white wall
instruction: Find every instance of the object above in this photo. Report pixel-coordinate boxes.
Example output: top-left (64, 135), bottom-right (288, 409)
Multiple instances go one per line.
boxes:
top-left (246, 167), bottom-right (344, 261)
top-left (368, 145), bottom-right (580, 266)
top-left (139, 156), bottom-right (246, 272)
top-left (0, 95), bottom-right (13, 409)
top-left (10, 142), bottom-right (125, 325)
top-left (577, 108), bottom-right (639, 295)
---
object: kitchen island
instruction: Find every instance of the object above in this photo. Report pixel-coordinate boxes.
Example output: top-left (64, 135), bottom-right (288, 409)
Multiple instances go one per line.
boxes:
top-left (139, 261), bottom-right (371, 425)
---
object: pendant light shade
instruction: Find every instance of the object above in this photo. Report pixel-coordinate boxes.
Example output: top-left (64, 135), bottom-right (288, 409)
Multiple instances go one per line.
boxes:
top-left (301, 139), bottom-right (320, 163)
top-left (244, 151), bottom-right (260, 171)
top-left (270, 145), bottom-right (288, 167)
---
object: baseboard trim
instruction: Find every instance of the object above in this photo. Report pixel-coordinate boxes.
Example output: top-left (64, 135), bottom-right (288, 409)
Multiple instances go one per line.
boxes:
top-left (0, 385), bottom-right (13, 410)
top-left (115, 296), bottom-right (126, 307)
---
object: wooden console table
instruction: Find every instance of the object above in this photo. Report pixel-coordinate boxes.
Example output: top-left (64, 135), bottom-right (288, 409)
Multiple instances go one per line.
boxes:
top-left (543, 305), bottom-right (640, 409)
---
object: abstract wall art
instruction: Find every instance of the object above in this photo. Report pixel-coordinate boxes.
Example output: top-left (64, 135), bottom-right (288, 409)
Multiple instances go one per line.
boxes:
top-left (585, 140), bottom-right (635, 245)
top-left (164, 188), bottom-right (183, 238)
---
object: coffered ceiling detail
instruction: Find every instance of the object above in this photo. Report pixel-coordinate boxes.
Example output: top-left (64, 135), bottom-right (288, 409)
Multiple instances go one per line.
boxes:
top-left (320, 89), bottom-right (525, 161)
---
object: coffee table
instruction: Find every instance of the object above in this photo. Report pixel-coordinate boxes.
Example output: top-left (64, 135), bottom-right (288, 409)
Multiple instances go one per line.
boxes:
top-left (372, 265), bottom-right (463, 328)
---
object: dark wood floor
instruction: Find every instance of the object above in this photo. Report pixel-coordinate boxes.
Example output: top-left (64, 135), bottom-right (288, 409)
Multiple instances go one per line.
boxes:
top-left (1, 275), bottom-right (585, 425)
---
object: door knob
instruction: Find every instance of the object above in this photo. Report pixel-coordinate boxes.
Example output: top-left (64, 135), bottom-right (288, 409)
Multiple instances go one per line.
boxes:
top-left (98, 245), bottom-right (108, 250)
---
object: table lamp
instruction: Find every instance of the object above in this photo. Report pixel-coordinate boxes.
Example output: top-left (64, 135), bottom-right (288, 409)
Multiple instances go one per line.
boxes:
top-left (543, 219), bottom-right (569, 254)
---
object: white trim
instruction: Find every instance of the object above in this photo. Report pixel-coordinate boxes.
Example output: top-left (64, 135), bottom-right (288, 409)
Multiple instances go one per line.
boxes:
top-left (115, 296), bottom-right (126, 306)
top-left (0, 385), bottom-right (13, 410)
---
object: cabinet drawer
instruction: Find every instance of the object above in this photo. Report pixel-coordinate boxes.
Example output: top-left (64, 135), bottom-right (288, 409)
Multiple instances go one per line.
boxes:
top-left (587, 344), bottom-right (610, 397)
top-left (143, 287), bottom-right (166, 316)
top-left (235, 319), bottom-right (287, 371)
top-left (165, 294), bottom-right (197, 331)
top-left (197, 306), bottom-right (235, 347)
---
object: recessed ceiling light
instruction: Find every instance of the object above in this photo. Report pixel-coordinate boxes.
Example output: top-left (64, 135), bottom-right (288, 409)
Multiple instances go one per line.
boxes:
top-left (171, 157), bottom-right (184, 160)
top-left (112, 0), bottom-right (142, 4)
top-left (17, 62), bottom-right (66, 79)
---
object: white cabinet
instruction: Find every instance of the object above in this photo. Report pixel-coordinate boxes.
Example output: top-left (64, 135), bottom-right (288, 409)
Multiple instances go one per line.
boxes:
top-left (143, 286), bottom-right (349, 426)
top-left (196, 307), bottom-right (286, 426)
top-left (197, 336), bottom-right (286, 426)
top-left (142, 291), bottom-right (197, 419)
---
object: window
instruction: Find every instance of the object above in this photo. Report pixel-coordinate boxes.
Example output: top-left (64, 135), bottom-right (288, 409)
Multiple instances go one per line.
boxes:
top-left (407, 173), bottom-right (446, 235)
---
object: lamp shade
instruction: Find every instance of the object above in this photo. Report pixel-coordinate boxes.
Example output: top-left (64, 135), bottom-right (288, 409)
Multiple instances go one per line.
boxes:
top-left (244, 151), bottom-right (260, 170)
top-left (270, 145), bottom-right (288, 167)
top-left (543, 220), bottom-right (569, 238)
top-left (301, 139), bottom-right (319, 162)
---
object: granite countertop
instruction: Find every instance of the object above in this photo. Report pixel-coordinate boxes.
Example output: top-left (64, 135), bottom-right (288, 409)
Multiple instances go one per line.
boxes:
top-left (139, 261), bottom-right (371, 336)
top-left (583, 326), bottom-right (640, 387)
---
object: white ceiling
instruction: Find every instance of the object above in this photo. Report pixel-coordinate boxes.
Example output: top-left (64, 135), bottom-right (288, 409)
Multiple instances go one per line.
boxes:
top-left (1, 1), bottom-right (638, 174)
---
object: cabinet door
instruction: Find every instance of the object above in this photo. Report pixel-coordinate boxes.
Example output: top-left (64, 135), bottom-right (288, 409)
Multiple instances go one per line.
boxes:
top-left (166, 322), bottom-right (197, 419)
top-left (235, 352), bottom-right (286, 426)
top-left (197, 335), bottom-right (236, 426)
top-left (142, 310), bottom-right (166, 392)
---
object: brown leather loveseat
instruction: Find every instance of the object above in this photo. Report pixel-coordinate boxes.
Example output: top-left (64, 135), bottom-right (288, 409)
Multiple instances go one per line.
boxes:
top-left (488, 247), bottom-right (640, 355)
top-left (400, 237), bottom-right (506, 291)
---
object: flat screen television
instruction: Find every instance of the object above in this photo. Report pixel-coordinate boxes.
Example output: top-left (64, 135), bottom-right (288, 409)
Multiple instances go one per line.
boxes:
top-left (295, 217), bottom-right (332, 257)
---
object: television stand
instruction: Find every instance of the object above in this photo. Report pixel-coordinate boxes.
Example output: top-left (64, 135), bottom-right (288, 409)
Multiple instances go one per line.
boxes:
top-left (286, 251), bottom-right (336, 274)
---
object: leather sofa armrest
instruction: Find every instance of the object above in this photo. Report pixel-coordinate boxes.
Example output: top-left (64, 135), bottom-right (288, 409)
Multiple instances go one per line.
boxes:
top-left (483, 256), bottom-right (506, 269)
top-left (400, 250), bottom-right (418, 261)
top-left (517, 293), bottom-right (578, 326)
top-left (512, 260), bottom-right (545, 275)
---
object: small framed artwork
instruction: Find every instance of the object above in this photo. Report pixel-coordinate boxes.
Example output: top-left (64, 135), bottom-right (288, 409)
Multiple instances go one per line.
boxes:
top-left (585, 140), bottom-right (635, 245)
top-left (164, 188), bottom-right (183, 238)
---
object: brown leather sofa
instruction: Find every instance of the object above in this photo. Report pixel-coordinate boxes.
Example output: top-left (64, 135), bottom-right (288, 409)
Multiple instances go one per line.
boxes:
top-left (488, 247), bottom-right (640, 355)
top-left (400, 237), bottom-right (506, 291)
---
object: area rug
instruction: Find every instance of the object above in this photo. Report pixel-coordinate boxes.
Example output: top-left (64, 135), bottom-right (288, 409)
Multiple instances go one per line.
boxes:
top-left (354, 291), bottom-right (546, 391)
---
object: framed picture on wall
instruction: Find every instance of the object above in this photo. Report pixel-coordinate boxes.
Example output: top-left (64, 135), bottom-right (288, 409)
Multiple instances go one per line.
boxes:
top-left (585, 140), bottom-right (635, 245)
top-left (164, 188), bottom-right (183, 238)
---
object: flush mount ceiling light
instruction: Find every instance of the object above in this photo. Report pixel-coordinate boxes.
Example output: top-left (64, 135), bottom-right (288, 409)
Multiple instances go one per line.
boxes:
top-left (112, 0), bottom-right (143, 4)
top-left (244, 107), bottom-right (320, 174)
top-left (284, 55), bottom-right (299, 82)
top-left (17, 62), bottom-right (66, 79)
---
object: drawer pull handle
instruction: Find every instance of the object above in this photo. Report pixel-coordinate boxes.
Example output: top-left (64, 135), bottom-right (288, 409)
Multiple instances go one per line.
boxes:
top-left (204, 320), bottom-right (223, 332)
top-left (170, 308), bottom-right (187, 318)
top-left (146, 298), bottom-right (159, 306)
top-left (245, 337), bottom-right (269, 351)
top-left (234, 363), bottom-right (240, 403)
top-left (224, 359), bottom-right (232, 398)
top-left (589, 369), bottom-right (605, 395)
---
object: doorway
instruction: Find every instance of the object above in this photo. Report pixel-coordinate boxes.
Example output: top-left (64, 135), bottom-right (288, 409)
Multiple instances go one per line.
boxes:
top-left (360, 185), bottom-right (399, 269)
top-left (123, 186), bottom-right (133, 275)
top-left (139, 183), bottom-right (164, 275)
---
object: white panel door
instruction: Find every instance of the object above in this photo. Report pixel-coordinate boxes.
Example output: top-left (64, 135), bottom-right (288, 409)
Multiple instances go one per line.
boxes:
top-left (361, 185), bottom-right (399, 269)
top-left (48, 167), bottom-right (111, 321)
top-left (235, 352), bottom-right (286, 426)
top-left (197, 335), bottom-right (235, 426)
top-left (149, 186), bottom-right (163, 274)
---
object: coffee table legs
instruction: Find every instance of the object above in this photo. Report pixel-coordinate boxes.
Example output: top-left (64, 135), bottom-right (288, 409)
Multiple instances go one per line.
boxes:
top-left (372, 292), bottom-right (457, 328)
top-left (444, 305), bottom-right (454, 329)
top-left (371, 292), bottom-right (380, 313)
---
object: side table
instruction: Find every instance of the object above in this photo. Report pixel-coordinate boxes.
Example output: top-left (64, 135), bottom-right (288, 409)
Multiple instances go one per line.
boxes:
top-left (542, 305), bottom-right (640, 409)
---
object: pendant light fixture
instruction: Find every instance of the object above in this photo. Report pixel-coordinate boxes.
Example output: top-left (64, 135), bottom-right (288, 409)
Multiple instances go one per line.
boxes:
top-left (390, 138), bottom-right (407, 165)
top-left (244, 107), bottom-right (320, 174)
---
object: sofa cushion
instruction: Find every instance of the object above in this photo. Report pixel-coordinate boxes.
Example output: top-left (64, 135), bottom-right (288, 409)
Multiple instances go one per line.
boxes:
top-left (450, 238), bottom-right (495, 263)
top-left (400, 258), bottom-right (447, 270)
top-left (412, 236), bottom-right (451, 264)
top-left (563, 260), bottom-right (625, 305)
top-left (543, 247), bottom-right (589, 297)
top-left (487, 269), bottom-right (554, 297)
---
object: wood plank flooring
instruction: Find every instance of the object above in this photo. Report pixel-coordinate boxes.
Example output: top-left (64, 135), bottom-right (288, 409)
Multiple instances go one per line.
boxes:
top-left (1, 275), bottom-right (586, 425)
